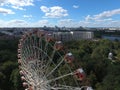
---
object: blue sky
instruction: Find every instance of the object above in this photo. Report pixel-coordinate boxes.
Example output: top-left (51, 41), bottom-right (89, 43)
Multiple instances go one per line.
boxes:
top-left (0, 0), bottom-right (120, 27)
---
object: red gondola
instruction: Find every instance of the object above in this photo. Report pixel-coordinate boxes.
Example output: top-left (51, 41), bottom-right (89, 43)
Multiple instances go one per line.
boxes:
top-left (28, 85), bottom-right (33, 90)
top-left (20, 70), bottom-right (24, 75)
top-left (25, 85), bottom-right (33, 90)
top-left (18, 49), bottom-right (21, 53)
top-left (74, 68), bottom-right (85, 81)
top-left (23, 82), bottom-right (28, 87)
top-left (21, 76), bottom-right (26, 81)
top-left (18, 43), bottom-right (22, 48)
top-left (64, 53), bottom-right (74, 63)
top-left (18, 65), bottom-right (22, 70)
top-left (54, 41), bottom-right (63, 50)
top-left (18, 59), bottom-right (22, 64)
top-left (18, 54), bottom-right (21, 58)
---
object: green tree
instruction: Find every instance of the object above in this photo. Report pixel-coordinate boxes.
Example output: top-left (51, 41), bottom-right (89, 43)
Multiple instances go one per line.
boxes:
top-left (10, 69), bottom-right (24, 90)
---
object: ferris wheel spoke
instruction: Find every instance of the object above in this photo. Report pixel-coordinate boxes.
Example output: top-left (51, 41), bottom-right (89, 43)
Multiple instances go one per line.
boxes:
top-left (38, 35), bottom-right (42, 60)
top-left (44, 41), bottom-right (49, 52)
top-left (34, 35), bottom-right (38, 58)
top-left (31, 46), bottom-right (46, 70)
top-left (52, 84), bottom-right (82, 90)
top-left (46, 58), bottom-right (64, 78)
top-left (44, 58), bottom-right (67, 87)
top-left (31, 46), bottom-right (47, 61)
top-left (45, 72), bottom-right (73, 84)
top-left (23, 44), bottom-right (30, 60)
top-left (51, 85), bottom-right (70, 90)
top-left (36, 36), bottom-right (42, 61)
top-left (33, 35), bottom-right (37, 58)
top-left (44, 43), bottom-right (68, 86)
top-left (40, 41), bottom-right (49, 64)
top-left (23, 46), bottom-right (31, 61)
top-left (44, 49), bottom-right (56, 74)
top-left (29, 35), bottom-right (35, 59)
top-left (19, 47), bottom-right (29, 67)
top-left (44, 42), bottom-right (65, 76)
top-left (43, 51), bottom-right (67, 86)
top-left (38, 37), bottom-right (46, 70)
top-left (31, 45), bottom-right (56, 75)
top-left (57, 70), bottom-right (67, 87)
top-left (51, 86), bottom-right (69, 90)
top-left (28, 36), bottom-right (34, 57)
top-left (40, 36), bottom-right (44, 62)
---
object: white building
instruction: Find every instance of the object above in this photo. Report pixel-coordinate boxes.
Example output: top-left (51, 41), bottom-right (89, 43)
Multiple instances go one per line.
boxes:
top-left (52, 31), bottom-right (94, 41)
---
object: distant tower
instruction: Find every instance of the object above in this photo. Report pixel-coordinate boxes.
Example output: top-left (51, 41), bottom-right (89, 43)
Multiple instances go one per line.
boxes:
top-left (108, 52), bottom-right (113, 60)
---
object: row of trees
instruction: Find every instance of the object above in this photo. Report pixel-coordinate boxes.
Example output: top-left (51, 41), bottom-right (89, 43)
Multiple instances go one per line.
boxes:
top-left (0, 36), bottom-right (120, 90)
top-left (64, 39), bottom-right (120, 90)
top-left (0, 38), bottom-right (24, 90)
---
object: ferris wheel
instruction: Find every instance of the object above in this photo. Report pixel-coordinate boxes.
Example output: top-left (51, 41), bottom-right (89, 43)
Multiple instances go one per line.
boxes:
top-left (17, 30), bottom-right (92, 90)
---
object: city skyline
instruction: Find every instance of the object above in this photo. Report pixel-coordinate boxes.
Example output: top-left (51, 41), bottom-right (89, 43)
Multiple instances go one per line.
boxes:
top-left (0, 0), bottom-right (120, 27)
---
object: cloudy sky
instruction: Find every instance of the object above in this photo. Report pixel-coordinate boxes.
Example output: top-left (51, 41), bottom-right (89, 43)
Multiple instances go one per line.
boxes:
top-left (0, 0), bottom-right (120, 27)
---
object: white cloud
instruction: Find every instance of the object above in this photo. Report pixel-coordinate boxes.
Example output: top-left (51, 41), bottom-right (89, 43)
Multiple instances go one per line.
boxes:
top-left (0, 8), bottom-right (15, 14)
top-left (85, 8), bottom-right (120, 21)
top-left (94, 9), bottom-right (120, 19)
top-left (73, 5), bottom-right (79, 9)
top-left (8, 19), bottom-right (26, 24)
top-left (58, 19), bottom-right (80, 27)
top-left (7, 20), bottom-right (28, 27)
top-left (85, 15), bottom-right (93, 21)
top-left (0, 0), bottom-right (34, 10)
top-left (79, 19), bottom-right (120, 27)
top-left (95, 18), bottom-right (113, 22)
top-left (82, 8), bottom-right (120, 27)
top-left (33, 20), bottom-right (53, 27)
top-left (3, 0), bottom-right (34, 6)
top-left (0, 19), bottom-right (28, 27)
top-left (40, 6), bottom-right (49, 13)
top-left (40, 6), bottom-right (68, 18)
top-left (23, 15), bottom-right (32, 18)
top-left (12, 6), bottom-right (25, 10)
top-left (58, 18), bottom-right (120, 27)
top-left (38, 20), bottom-right (49, 24)
top-left (0, 18), bottom-right (120, 27)
top-left (0, 19), bottom-right (53, 27)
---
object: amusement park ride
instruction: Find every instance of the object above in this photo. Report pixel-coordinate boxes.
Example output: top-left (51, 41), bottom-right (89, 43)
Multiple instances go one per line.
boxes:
top-left (17, 30), bottom-right (93, 90)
